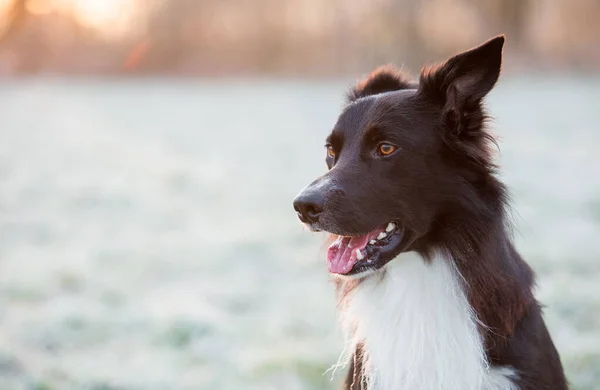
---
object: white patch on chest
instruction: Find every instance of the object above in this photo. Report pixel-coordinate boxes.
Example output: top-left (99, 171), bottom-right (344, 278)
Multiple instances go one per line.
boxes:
top-left (337, 251), bottom-right (518, 390)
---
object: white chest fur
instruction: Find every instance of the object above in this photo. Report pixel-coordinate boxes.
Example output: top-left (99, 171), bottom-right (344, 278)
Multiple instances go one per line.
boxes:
top-left (337, 251), bottom-right (517, 390)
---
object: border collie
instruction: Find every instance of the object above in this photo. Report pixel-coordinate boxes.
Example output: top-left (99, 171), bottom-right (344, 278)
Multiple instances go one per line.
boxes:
top-left (293, 36), bottom-right (567, 390)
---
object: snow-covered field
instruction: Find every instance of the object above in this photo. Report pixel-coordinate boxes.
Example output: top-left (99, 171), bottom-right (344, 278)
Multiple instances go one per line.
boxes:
top-left (0, 76), bottom-right (599, 390)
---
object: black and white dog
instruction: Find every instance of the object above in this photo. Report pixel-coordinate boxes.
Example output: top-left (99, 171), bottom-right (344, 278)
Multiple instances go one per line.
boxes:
top-left (293, 36), bottom-right (568, 390)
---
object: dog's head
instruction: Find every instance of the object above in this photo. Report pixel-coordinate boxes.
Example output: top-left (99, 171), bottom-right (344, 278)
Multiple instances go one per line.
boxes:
top-left (293, 36), bottom-right (505, 278)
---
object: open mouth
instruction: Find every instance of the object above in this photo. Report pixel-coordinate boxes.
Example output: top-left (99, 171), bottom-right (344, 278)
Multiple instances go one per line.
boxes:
top-left (327, 222), bottom-right (406, 276)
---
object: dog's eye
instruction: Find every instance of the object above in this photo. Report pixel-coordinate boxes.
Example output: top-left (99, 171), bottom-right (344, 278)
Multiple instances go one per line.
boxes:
top-left (378, 143), bottom-right (397, 156)
top-left (326, 145), bottom-right (336, 158)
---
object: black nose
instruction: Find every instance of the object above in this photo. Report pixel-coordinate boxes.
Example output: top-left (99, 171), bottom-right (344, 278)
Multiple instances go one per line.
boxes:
top-left (293, 191), bottom-right (325, 224)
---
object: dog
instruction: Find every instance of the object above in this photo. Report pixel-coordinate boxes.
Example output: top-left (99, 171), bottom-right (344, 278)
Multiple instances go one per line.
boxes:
top-left (293, 36), bottom-right (568, 390)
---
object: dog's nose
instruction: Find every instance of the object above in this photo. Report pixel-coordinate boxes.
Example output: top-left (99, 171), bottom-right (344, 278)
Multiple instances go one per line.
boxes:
top-left (293, 191), bottom-right (325, 224)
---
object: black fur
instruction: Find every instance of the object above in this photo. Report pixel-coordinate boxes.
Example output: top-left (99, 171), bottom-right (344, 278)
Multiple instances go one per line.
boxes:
top-left (293, 36), bottom-right (568, 389)
top-left (347, 65), bottom-right (417, 102)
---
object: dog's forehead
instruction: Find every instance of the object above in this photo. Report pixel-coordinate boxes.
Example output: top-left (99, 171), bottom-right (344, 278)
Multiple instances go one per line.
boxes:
top-left (334, 89), bottom-right (417, 137)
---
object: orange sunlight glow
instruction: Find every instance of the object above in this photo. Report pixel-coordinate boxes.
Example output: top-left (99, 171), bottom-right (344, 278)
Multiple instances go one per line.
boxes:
top-left (1, 0), bottom-right (139, 38)
top-left (64, 0), bottom-right (133, 31)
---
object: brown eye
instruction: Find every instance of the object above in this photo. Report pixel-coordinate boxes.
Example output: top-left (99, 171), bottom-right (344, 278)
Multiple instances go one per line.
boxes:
top-left (378, 143), bottom-right (397, 156)
top-left (327, 145), bottom-right (335, 158)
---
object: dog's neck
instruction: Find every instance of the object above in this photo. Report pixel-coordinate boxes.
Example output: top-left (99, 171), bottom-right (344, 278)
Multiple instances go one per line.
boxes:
top-left (336, 250), bottom-right (519, 390)
top-left (440, 214), bottom-right (535, 352)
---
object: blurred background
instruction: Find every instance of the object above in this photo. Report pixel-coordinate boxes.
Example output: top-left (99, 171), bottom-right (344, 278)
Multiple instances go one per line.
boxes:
top-left (0, 0), bottom-right (599, 389)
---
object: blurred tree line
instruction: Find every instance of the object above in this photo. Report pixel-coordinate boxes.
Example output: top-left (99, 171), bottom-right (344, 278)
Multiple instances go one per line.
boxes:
top-left (0, 0), bottom-right (599, 76)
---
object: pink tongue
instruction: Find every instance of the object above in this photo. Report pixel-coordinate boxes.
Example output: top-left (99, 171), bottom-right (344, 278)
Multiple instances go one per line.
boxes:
top-left (327, 233), bottom-right (373, 274)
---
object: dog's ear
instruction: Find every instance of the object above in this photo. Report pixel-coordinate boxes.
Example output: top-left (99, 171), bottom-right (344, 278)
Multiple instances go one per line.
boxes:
top-left (347, 65), bottom-right (416, 103)
top-left (419, 35), bottom-right (504, 135)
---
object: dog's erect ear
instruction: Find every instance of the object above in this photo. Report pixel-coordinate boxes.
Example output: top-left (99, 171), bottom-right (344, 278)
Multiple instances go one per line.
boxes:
top-left (347, 65), bottom-right (416, 103)
top-left (419, 35), bottom-right (504, 133)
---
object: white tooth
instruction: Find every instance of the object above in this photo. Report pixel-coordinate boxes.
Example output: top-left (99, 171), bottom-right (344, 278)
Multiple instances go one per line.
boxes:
top-left (355, 249), bottom-right (364, 260)
top-left (386, 222), bottom-right (395, 232)
top-left (369, 240), bottom-right (376, 245)
top-left (377, 232), bottom-right (387, 240)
